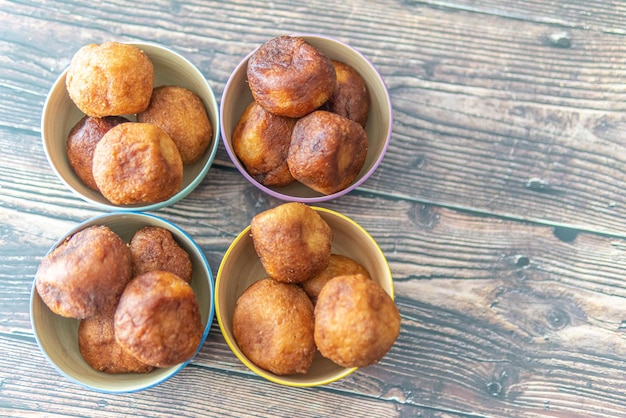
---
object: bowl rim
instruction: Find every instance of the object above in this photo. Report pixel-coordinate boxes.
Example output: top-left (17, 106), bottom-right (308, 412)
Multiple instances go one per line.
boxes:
top-left (29, 211), bottom-right (215, 393)
top-left (215, 205), bottom-right (393, 386)
top-left (41, 41), bottom-right (220, 212)
top-left (219, 33), bottom-right (393, 203)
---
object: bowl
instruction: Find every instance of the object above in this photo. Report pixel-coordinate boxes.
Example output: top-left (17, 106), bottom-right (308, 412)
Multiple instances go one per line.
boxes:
top-left (215, 206), bottom-right (394, 386)
top-left (30, 212), bottom-right (215, 393)
top-left (41, 42), bottom-right (220, 212)
top-left (220, 34), bottom-right (392, 203)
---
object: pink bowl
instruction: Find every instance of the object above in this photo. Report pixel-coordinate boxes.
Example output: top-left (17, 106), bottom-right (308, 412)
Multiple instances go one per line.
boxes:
top-left (220, 34), bottom-right (392, 203)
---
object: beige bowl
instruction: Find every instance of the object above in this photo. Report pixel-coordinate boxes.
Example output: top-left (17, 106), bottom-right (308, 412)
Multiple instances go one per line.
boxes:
top-left (41, 42), bottom-right (220, 211)
top-left (215, 206), bottom-right (394, 386)
top-left (30, 212), bottom-right (215, 393)
top-left (220, 34), bottom-right (392, 202)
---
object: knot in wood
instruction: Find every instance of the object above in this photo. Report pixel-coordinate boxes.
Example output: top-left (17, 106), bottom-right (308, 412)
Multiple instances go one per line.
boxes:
top-left (553, 226), bottom-right (579, 243)
top-left (515, 255), bottom-right (530, 268)
top-left (486, 381), bottom-right (503, 397)
top-left (546, 308), bottom-right (570, 330)
top-left (547, 32), bottom-right (572, 48)
top-left (525, 177), bottom-right (549, 192)
top-left (411, 204), bottom-right (439, 230)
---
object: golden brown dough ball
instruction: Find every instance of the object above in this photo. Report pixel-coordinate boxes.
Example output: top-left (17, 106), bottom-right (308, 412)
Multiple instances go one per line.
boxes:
top-left (35, 225), bottom-right (132, 319)
top-left (322, 61), bottom-right (370, 127)
top-left (288, 110), bottom-right (368, 195)
top-left (233, 278), bottom-right (315, 375)
top-left (301, 254), bottom-right (371, 303)
top-left (92, 122), bottom-right (183, 205)
top-left (66, 42), bottom-right (154, 117)
top-left (232, 101), bottom-right (296, 187)
top-left (137, 86), bottom-right (213, 164)
top-left (314, 274), bottom-right (401, 368)
top-left (250, 202), bottom-right (332, 284)
top-left (129, 226), bottom-right (192, 283)
top-left (78, 311), bottom-right (154, 374)
top-left (114, 271), bottom-right (203, 368)
top-left (66, 115), bottom-right (129, 191)
top-left (247, 36), bottom-right (336, 118)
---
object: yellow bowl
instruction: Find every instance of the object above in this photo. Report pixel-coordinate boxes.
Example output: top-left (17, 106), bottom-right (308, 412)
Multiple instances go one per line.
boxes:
top-left (41, 42), bottom-right (220, 211)
top-left (215, 206), bottom-right (393, 386)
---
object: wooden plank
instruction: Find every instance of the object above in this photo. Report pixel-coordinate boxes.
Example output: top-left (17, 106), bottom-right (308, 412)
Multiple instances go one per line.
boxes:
top-left (364, 7), bottom-right (626, 235)
top-left (412, 0), bottom-right (626, 34)
top-left (0, 336), bottom-right (423, 417)
top-left (328, 202), bottom-right (626, 417)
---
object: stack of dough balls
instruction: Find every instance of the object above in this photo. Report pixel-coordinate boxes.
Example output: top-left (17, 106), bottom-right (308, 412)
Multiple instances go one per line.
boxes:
top-left (232, 202), bottom-right (400, 376)
top-left (35, 225), bottom-right (203, 373)
top-left (232, 35), bottom-right (370, 194)
top-left (65, 41), bottom-right (213, 205)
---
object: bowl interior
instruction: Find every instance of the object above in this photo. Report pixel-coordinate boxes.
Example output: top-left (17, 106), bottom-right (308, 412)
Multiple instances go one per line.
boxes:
top-left (30, 212), bottom-right (215, 393)
top-left (220, 34), bottom-right (392, 202)
top-left (216, 207), bottom-right (393, 386)
top-left (42, 42), bottom-right (220, 211)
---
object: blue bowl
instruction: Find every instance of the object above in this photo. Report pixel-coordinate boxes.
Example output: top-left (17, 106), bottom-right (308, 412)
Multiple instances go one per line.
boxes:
top-left (30, 212), bottom-right (214, 393)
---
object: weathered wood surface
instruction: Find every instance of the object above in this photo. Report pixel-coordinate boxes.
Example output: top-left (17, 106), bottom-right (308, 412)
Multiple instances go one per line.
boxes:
top-left (2, 0), bottom-right (626, 417)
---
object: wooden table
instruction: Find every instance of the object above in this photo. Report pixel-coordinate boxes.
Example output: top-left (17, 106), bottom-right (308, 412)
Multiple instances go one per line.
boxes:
top-left (2, 1), bottom-right (626, 417)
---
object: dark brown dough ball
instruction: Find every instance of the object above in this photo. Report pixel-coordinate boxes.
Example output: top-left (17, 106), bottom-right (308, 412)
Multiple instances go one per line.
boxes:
top-left (66, 42), bottom-right (154, 117)
top-left (233, 278), bottom-right (315, 375)
top-left (114, 271), bottom-right (203, 368)
top-left (137, 86), bottom-right (213, 164)
top-left (129, 226), bottom-right (192, 283)
top-left (66, 115), bottom-right (129, 190)
top-left (232, 101), bottom-right (296, 187)
top-left (314, 274), bottom-right (400, 368)
top-left (322, 61), bottom-right (370, 127)
top-left (301, 254), bottom-right (371, 303)
top-left (92, 122), bottom-right (183, 205)
top-left (247, 36), bottom-right (336, 118)
top-left (78, 311), bottom-right (154, 374)
top-left (35, 225), bottom-right (132, 319)
top-left (250, 202), bottom-right (332, 284)
top-left (288, 110), bottom-right (368, 195)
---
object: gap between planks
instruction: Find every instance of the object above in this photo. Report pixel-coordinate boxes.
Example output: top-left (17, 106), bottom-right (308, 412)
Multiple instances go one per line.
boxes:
top-left (357, 186), bottom-right (624, 240)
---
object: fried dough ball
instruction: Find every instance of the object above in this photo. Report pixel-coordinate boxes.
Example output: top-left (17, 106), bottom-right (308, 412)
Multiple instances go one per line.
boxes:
top-left (251, 202), bottom-right (332, 284)
top-left (233, 278), bottom-right (315, 375)
top-left (288, 110), bottom-right (368, 195)
top-left (92, 122), bottom-right (183, 205)
top-left (78, 311), bottom-right (154, 374)
top-left (232, 101), bottom-right (296, 187)
top-left (301, 254), bottom-right (371, 303)
top-left (129, 226), bottom-right (192, 283)
top-left (66, 115), bottom-right (129, 191)
top-left (322, 61), bottom-right (370, 127)
top-left (247, 36), bottom-right (336, 118)
top-left (66, 42), bottom-right (154, 117)
top-left (137, 86), bottom-right (213, 164)
top-left (35, 225), bottom-right (132, 319)
top-left (114, 271), bottom-right (203, 368)
top-left (314, 274), bottom-right (401, 368)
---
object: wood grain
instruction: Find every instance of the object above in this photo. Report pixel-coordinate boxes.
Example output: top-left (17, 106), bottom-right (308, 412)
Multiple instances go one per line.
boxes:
top-left (0, 336), bottom-right (423, 418)
top-left (4, 0), bottom-right (626, 236)
top-left (412, 0), bottom-right (626, 34)
top-left (5, 167), bottom-right (626, 416)
top-left (2, 0), bottom-right (626, 417)
top-left (371, 7), bottom-right (626, 235)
